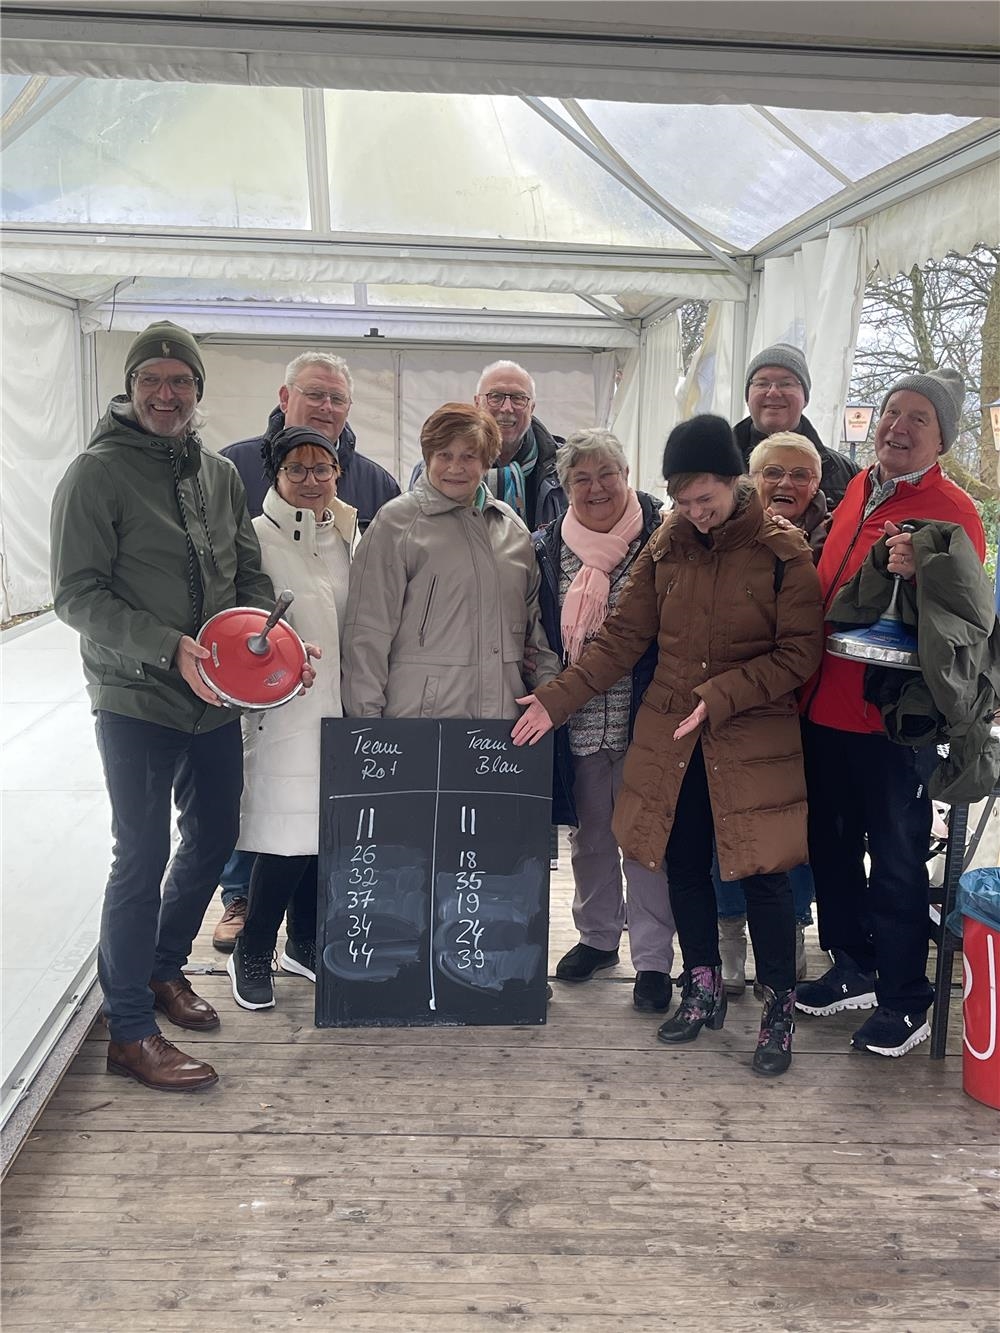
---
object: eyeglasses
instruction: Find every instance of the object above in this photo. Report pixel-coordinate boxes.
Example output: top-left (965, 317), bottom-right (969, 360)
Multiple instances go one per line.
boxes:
top-left (568, 469), bottom-right (624, 491)
top-left (482, 390), bottom-right (531, 409)
top-left (133, 373), bottom-right (197, 392)
top-left (758, 465), bottom-right (816, 485)
top-left (292, 385), bottom-right (351, 408)
top-left (278, 463), bottom-right (339, 482)
top-left (748, 378), bottom-right (801, 394)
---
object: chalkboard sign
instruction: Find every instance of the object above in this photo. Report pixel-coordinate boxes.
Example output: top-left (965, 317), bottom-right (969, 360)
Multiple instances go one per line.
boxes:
top-left (316, 718), bottom-right (553, 1027)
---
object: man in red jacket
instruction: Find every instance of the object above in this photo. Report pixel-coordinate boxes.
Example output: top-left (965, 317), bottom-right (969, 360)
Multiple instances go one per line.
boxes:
top-left (797, 368), bottom-right (986, 1057)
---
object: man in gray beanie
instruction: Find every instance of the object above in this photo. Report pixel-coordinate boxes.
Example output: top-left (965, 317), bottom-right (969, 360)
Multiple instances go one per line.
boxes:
top-left (735, 342), bottom-right (859, 509)
top-left (797, 366), bottom-right (986, 1059)
top-left (50, 323), bottom-right (313, 1093)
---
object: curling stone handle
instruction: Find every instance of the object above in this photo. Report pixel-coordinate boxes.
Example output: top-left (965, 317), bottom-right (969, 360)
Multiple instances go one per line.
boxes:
top-left (247, 589), bottom-right (295, 656)
top-left (884, 524), bottom-right (916, 623)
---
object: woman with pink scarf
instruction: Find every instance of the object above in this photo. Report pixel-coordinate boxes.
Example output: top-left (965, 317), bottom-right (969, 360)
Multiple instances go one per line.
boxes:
top-left (533, 429), bottom-right (676, 1014)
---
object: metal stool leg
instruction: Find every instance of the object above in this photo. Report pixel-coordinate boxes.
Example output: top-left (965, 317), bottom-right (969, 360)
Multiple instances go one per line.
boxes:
top-left (930, 802), bottom-right (970, 1059)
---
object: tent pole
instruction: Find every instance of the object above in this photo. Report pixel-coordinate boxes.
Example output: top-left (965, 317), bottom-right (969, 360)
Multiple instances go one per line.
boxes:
top-left (731, 272), bottom-right (759, 423)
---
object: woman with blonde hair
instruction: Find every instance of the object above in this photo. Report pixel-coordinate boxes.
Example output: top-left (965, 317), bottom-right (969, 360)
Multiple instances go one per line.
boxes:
top-left (748, 431), bottom-right (829, 560)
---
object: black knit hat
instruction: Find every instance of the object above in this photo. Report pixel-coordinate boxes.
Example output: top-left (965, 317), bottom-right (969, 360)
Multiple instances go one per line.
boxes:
top-left (124, 321), bottom-right (206, 400)
top-left (263, 425), bottom-right (339, 484)
top-left (662, 414), bottom-right (743, 480)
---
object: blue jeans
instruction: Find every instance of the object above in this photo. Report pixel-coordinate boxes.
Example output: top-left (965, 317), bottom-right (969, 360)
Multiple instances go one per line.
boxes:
top-left (715, 859), bottom-right (814, 926)
top-left (94, 712), bottom-right (243, 1042)
top-left (219, 848), bottom-right (256, 906)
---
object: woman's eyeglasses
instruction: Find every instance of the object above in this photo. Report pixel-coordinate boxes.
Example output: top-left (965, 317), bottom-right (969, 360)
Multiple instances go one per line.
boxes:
top-left (278, 463), bottom-right (338, 482)
top-left (757, 465), bottom-right (816, 485)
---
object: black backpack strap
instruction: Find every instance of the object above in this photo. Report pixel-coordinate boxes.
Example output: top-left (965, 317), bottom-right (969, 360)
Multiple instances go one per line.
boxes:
top-left (773, 556), bottom-right (786, 595)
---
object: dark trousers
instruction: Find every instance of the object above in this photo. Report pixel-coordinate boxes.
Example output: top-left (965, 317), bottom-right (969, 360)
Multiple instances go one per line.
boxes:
top-left (666, 742), bottom-right (795, 992)
top-left (242, 853), bottom-right (318, 955)
top-left (94, 711), bottom-right (243, 1042)
top-left (802, 720), bottom-right (937, 1014)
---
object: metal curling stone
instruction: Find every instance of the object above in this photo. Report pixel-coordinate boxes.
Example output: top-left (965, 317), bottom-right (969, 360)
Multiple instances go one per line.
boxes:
top-left (826, 532), bottom-right (920, 672)
top-left (196, 589), bottom-right (307, 708)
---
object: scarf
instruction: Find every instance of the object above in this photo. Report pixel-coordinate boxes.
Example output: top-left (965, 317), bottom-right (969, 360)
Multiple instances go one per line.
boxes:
top-left (485, 431), bottom-right (538, 522)
top-left (560, 489), bottom-right (643, 663)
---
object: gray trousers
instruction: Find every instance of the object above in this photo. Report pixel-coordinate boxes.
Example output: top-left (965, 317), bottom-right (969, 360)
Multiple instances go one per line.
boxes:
top-left (567, 748), bottom-right (676, 972)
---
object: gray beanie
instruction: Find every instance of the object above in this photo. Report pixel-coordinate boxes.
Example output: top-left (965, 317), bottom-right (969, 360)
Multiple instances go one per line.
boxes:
top-left (878, 368), bottom-right (964, 452)
top-left (745, 343), bottom-right (811, 403)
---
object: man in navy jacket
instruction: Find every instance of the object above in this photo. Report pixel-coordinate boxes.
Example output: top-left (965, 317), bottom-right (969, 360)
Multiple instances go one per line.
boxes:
top-left (220, 351), bottom-right (399, 530)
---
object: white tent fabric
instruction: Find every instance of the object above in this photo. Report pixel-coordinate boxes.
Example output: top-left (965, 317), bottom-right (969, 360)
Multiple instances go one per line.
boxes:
top-left (5, 3), bottom-right (999, 117)
top-left (0, 288), bottom-right (81, 620)
top-left (865, 157), bottom-right (1000, 280)
top-left (0, 235), bottom-right (748, 305)
top-left (748, 228), bottom-right (869, 451)
top-left (676, 302), bottom-right (739, 422)
top-left (610, 316), bottom-right (683, 497)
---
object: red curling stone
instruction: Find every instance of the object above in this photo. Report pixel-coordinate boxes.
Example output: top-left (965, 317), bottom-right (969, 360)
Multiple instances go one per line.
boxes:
top-left (196, 605), bottom-right (307, 709)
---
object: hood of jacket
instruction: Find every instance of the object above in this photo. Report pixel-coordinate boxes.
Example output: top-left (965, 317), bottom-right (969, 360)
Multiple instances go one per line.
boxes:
top-left (91, 396), bottom-right (204, 479)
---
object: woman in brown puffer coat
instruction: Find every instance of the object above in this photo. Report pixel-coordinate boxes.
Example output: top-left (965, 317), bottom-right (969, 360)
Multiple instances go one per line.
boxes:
top-left (513, 415), bottom-right (824, 1077)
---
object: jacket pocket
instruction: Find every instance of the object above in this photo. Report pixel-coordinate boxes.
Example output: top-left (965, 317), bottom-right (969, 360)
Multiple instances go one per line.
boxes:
top-left (503, 619), bottom-right (527, 664)
top-left (419, 676), bottom-right (439, 717)
top-left (417, 577), bottom-right (438, 647)
top-left (93, 643), bottom-right (147, 685)
top-left (638, 678), bottom-right (676, 715)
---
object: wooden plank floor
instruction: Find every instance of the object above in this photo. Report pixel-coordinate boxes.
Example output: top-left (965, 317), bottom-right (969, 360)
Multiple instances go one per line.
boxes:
top-left (3, 843), bottom-right (999, 1332)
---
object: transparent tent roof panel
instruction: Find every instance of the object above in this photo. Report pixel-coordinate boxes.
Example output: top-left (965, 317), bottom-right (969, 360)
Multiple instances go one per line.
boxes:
top-left (1, 77), bottom-right (310, 228)
top-left (577, 101), bottom-right (847, 251)
top-left (323, 91), bottom-right (697, 250)
top-left (764, 108), bottom-right (977, 181)
top-left (1, 76), bottom-right (989, 258)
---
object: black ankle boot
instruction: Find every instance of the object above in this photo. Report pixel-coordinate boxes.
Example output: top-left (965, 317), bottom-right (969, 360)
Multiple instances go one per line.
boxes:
top-left (752, 986), bottom-right (795, 1076)
top-left (656, 966), bottom-right (726, 1045)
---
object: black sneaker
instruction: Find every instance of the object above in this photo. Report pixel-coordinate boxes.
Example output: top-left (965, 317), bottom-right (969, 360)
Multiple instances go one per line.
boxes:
top-left (851, 1007), bottom-right (930, 1058)
top-left (227, 940), bottom-right (275, 1010)
top-left (633, 971), bottom-right (672, 1012)
top-left (280, 937), bottom-right (317, 983)
top-left (795, 951), bottom-right (876, 1016)
top-left (555, 943), bottom-right (619, 982)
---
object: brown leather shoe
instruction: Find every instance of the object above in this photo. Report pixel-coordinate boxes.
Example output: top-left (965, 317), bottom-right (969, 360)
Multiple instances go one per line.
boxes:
top-left (107, 1034), bottom-right (218, 1092)
top-left (150, 976), bottom-right (221, 1031)
top-left (212, 896), bottom-right (247, 952)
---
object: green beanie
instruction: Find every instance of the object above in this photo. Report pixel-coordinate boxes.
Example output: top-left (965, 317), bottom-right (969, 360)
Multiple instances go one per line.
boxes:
top-left (124, 321), bottom-right (205, 400)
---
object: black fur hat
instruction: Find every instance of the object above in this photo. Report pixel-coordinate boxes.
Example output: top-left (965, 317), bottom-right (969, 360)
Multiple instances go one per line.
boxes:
top-left (662, 414), bottom-right (742, 479)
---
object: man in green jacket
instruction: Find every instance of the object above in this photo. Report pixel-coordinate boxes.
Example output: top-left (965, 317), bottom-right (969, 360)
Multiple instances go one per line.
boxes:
top-left (50, 322), bottom-right (285, 1092)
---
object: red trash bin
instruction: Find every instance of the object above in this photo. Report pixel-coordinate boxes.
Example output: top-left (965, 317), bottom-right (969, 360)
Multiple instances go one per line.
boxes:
top-left (962, 916), bottom-right (1000, 1110)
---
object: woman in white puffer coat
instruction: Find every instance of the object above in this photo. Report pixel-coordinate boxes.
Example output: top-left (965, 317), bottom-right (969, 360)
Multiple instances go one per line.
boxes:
top-left (227, 425), bottom-right (357, 1012)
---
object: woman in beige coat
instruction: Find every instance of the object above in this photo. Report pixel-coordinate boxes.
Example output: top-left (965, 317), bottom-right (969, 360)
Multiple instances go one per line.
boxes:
top-left (341, 403), bottom-right (559, 720)
top-left (514, 416), bottom-right (824, 1076)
